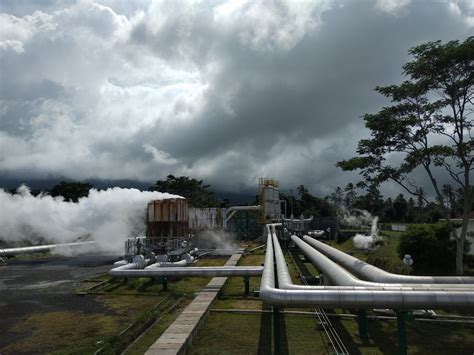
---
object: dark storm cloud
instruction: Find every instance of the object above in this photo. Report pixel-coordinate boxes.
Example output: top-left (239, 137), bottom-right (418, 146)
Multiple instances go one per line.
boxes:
top-left (0, 0), bottom-right (472, 195)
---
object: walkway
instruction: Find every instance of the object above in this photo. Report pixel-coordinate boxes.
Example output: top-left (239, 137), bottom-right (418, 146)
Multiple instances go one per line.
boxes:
top-left (145, 248), bottom-right (246, 355)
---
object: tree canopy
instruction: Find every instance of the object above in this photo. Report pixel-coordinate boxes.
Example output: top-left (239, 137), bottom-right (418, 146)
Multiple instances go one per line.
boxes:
top-left (49, 181), bottom-right (94, 202)
top-left (337, 37), bottom-right (473, 274)
top-left (150, 175), bottom-right (219, 208)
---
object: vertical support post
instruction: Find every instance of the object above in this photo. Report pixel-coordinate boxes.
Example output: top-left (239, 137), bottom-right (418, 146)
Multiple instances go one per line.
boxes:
top-left (243, 276), bottom-right (250, 295)
top-left (162, 276), bottom-right (168, 291)
top-left (357, 309), bottom-right (368, 338)
top-left (396, 311), bottom-right (408, 355)
top-left (273, 306), bottom-right (280, 355)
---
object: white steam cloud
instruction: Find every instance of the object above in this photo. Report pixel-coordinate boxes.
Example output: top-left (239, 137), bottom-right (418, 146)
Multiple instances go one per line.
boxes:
top-left (0, 185), bottom-right (181, 253)
top-left (197, 230), bottom-right (238, 254)
top-left (353, 217), bottom-right (381, 250)
top-left (336, 207), bottom-right (382, 249)
top-left (338, 207), bottom-right (374, 229)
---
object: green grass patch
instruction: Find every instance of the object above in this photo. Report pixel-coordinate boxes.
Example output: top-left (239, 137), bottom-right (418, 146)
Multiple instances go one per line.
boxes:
top-left (97, 294), bottom-right (159, 317)
top-left (214, 298), bottom-right (262, 309)
top-left (220, 253), bottom-right (264, 297)
top-left (189, 313), bottom-right (263, 354)
top-left (189, 311), bottom-right (474, 355)
top-left (98, 297), bottom-right (183, 355)
top-left (3, 311), bottom-right (118, 355)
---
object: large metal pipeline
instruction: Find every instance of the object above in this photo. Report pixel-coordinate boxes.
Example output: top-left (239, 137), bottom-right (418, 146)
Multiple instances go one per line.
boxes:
top-left (259, 230), bottom-right (474, 309)
top-left (0, 241), bottom-right (96, 257)
top-left (288, 234), bottom-right (474, 290)
top-left (147, 260), bottom-right (188, 267)
top-left (109, 266), bottom-right (263, 278)
top-left (302, 236), bottom-right (474, 284)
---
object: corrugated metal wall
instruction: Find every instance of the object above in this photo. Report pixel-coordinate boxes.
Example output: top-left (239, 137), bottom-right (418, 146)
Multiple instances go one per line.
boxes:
top-left (146, 199), bottom-right (189, 238)
top-left (188, 208), bottom-right (226, 230)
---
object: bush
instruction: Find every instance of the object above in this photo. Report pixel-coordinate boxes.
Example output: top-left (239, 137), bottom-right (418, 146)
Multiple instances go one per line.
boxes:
top-left (398, 222), bottom-right (456, 275)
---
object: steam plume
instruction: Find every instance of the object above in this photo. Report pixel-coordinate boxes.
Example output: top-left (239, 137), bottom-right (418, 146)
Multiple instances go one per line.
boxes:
top-left (353, 217), bottom-right (380, 250)
top-left (0, 185), bottom-right (181, 253)
top-left (196, 230), bottom-right (238, 254)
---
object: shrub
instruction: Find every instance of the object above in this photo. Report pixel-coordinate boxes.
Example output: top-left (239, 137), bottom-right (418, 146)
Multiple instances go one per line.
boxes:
top-left (398, 222), bottom-right (456, 275)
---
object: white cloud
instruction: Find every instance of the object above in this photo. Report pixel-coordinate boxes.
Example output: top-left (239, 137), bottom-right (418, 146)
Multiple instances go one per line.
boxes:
top-left (0, 39), bottom-right (24, 53)
top-left (447, 0), bottom-right (474, 27)
top-left (143, 144), bottom-right (177, 165)
top-left (375, 0), bottom-right (411, 14)
top-left (213, 0), bottom-right (333, 51)
top-left (0, 0), bottom-right (472, 197)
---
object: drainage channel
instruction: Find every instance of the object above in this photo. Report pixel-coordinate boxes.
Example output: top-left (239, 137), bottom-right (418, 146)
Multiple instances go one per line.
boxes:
top-left (288, 248), bottom-right (349, 355)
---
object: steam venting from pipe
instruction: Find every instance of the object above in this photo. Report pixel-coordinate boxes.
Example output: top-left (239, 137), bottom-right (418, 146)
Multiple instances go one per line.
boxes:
top-left (0, 185), bottom-right (181, 254)
top-left (337, 207), bottom-right (374, 228)
top-left (337, 208), bottom-right (381, 250)
top-left (196, 230), bottom-right (238, 254)
top-left (353, 217), bottom-right (380, 250)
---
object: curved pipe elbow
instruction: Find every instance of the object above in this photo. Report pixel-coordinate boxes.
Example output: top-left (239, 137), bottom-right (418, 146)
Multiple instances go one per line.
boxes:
top-left (302, 235), bottom-right (474, 285)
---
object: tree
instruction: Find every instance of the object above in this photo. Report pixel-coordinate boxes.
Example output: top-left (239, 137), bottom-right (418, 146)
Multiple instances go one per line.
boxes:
top-left (327, 186), bottom-right (344, 208)
top-left (398, 223), bottom-right (457, 275)
top-left (344, 183), bottom-right (358, 208)
top-left (350, 185), bottom-right (384, 214)
top-left (382, 197), bottom-right (395, 221)
top-left (393, 194), bottom-right (408, 222)
top-left (150, 175), bottom-right (219, 208)
top-left (297, 185), bottom-right (335, 217)
top-left (441, 184), bottom-right (456, 217)
top-left (49, 181), bottom-right (93, 202)
top-left (338, 37), bottom-right (473, 274)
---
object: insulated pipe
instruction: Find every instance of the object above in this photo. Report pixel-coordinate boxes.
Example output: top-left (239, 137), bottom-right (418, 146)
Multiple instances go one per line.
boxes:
top-left (225, 206), bottom-right (261, 224)
top-left (266, 223), bottom-right (282, 237)
top-left (287, 234), bottom-right (474, 291)
top-left (146, 260), bottom-right (188, 268)
top-left (225, 205), bottom-right (261, 217)
top-left (0, 241), bottom-right (96, 257)
top-left (109, 266), bottom-right (264, 278)
top-left (302, 236), bottom-right (474, 284)
top-left (112, 262), bottom-right (143, 272)
top-left (259, 230), bottom-right (474, 309)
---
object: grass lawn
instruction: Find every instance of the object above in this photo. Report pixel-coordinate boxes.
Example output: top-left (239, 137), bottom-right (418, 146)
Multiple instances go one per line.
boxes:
top-left (1, 295), bottom-right (160, 355)
top-left (191, 308), bottom-right (474, 354)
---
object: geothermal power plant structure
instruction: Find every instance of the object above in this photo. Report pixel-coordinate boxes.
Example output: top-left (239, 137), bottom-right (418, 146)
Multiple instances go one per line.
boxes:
top-left (3, 178), bottom-right (474, 355)
top-left (123, 198), bottom-right (191, 262)
top-left (120, 178), bottom-right (285, 265)
top-left (104, 178), bottom-right (474, 355)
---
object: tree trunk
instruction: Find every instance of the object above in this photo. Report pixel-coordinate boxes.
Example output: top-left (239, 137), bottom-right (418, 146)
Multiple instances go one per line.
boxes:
top-left (456, 188), bottom-right (472, 275)
top-left (424, 168), bottom-right (461, 274)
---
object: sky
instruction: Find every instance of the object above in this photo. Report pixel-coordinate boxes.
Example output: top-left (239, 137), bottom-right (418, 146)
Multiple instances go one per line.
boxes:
top-left (0, 0), bottom-right (473, 198)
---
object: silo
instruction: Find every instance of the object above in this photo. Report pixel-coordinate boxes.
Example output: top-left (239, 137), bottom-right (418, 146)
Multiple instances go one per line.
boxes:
top-left (257, 178), bottom-right (281, 223)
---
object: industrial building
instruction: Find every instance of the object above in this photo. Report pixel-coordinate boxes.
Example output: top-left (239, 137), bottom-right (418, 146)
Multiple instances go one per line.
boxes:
top-left (2, 178), bottom-right (474, 354)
